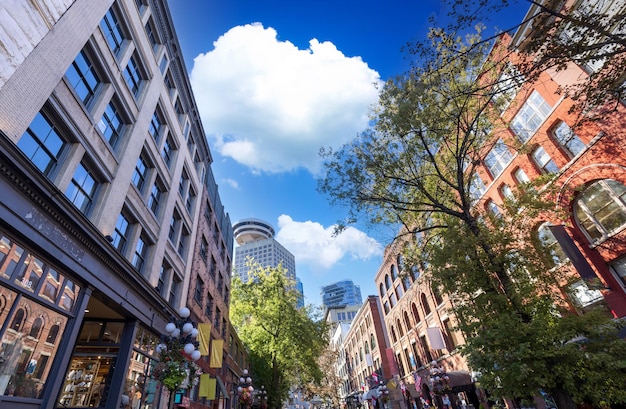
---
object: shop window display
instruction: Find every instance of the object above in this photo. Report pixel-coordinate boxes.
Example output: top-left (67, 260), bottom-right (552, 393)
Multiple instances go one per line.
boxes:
top-left (0, 232), bottom-right (76, 398)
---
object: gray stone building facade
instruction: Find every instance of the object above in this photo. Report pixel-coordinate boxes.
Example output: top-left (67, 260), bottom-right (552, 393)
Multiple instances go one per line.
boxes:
top-left (0, 1), bottom-right (232, 409)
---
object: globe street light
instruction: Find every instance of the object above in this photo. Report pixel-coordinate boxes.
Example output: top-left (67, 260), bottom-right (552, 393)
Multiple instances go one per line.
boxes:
top-left (237, 369), bottom-right (254, 409)
top-left (154, 307), bottom-right (202, 407)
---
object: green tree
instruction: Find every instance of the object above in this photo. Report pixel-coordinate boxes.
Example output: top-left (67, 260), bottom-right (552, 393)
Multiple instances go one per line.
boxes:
top-left (417, 0), bottom-right (626, 124)
top-left (230, 262), bottom-right (328, 409)
top-left (318, 18), bottom-right (626, 409)
top-left (303, 344), bottom-right (343, 409)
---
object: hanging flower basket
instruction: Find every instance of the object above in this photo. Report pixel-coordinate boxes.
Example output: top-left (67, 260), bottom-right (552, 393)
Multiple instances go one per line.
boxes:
top-left (239, 390), bottom-right (253, 406)
top-left (152, 342), bottom-right (201, 391)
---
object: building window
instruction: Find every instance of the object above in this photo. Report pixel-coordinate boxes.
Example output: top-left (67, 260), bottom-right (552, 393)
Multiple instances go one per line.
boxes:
top-left (200, 237), bottom-right (208, 262)
top-left (178, 225), bottom-right (190, 257)
top-left (442, 319), bottom-right (460, 350)
top-left (186, 187), bottom-right (196, 214)
top-left (148, 178), bottom-right (164, 215)
top-left (513, 167), bottom-right (530, 184)
top-left (132, 155), bottom-right (150, 192)
top-left (194, 277), bottom-right (204, 304)
top-left (384, 274), bottom-right (391, 291)
top-left (493, 63), bottom-right (523, 111)
top-left (486, 199), bottom-right (501, 217)
top-left (168, 211), bottom-right (181, 242)
top-left (411, 303), bottom-right (421, 323)
top-left (205, 293), bottom-right (214, 320)
top-left (124, 55), bottom-right (144, 98)
top-left (574, 179), bottom-right (626, 244)
top-left (469, 172), bottom-right (487, 202)
top-left (100, 7), bottom-right (126, 56)
top-left (178, 169), bottom-right (189, 198)
top-left (162, 137), bottom-right (175, 167)
top-left (484, 139), bottom-right (513, 178)
top-left (132, 234), bottom-right (149, 272)
top-left (421, 293), bottom-right (431, 315)
top-left (66, 49), bottom-right (101, 106)
top-left (112, 212), bottom-right (131, 253)
top-left (532, 146), bottom-right (559, 174)
top-left (610, 256), bottom-right (626, 290)
top-left (145, 19), bottom-right (160, 52)
top-left (159, 53), bottom-right (169, 74)
top-left (97, 100), bottom-right (125, 148)
top-left (510, 90), bottom-right (552, 143)
top-left (169, 275), bottom-right (181, 305)
top-left (18, 111), bottom-right (67, 177)
top-left (536, 223), bottom-right (568, 266)
top-left (499, 183), bottom-right (514, 201)
top-left (552, 121), bottom-right (586, 158)
top-left (157, 261), bottom-right (169, 295)
top-left (390, 265), bottom-right (398, 281)
top-left (65, 162), bottom-right (97, 214)
top-left (404, 312), bottom-right (412, 332)
top-left (149, 109), bottom-right (163, 141)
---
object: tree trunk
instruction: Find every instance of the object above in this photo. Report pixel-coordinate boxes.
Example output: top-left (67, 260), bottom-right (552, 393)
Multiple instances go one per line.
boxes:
top-left (549, 387), bottom-right (576, 409)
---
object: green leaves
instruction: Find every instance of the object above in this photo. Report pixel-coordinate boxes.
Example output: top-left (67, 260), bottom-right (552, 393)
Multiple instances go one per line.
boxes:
top-left (230, 262), bottom-right (328, 408)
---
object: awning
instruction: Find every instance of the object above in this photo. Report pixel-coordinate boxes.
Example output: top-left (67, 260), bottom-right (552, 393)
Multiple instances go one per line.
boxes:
top-left (446, 371), bottom-right (474, 393)
top-left (216, 376), bottom-right (229, 399)
top-left (405, 383), bottom-right (420, 398)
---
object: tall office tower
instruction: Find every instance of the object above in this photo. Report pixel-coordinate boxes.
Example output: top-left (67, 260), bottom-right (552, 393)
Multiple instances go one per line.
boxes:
top-left (295, 277), bottom-right (305, 308)
top-left (321, 280), bottom-right (362, 311)
top-left (0, 1), bottom-right (233, 408)
top-left (233, 218), bottom-right (296, 282)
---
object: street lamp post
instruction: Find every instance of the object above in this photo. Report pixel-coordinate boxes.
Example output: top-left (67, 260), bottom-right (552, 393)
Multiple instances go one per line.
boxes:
top-left (154, 307), bottom-right (202, 408)
top-left (258, 385), bottom-right (268, 409)
top-left (237, 369), bottom-right (254, 409)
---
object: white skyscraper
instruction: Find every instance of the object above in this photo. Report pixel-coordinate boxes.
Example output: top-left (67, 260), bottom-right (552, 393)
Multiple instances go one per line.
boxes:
top-left (233, 218), bottom-right (297, 283)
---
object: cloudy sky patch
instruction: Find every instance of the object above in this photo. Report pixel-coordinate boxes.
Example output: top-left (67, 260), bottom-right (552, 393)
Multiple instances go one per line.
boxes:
top-left (190, 23), bottom-right (382, 175)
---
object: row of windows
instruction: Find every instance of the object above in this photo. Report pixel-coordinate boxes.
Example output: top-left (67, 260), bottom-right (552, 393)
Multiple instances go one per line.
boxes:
top-left (14, 1), bottom-right (210, 311)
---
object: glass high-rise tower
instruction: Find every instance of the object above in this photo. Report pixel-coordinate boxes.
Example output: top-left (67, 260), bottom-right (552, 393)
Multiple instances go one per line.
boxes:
top-left (321, 280), bottom-right (362, 310)
top-left (233, 218), bottom-right (297, 283)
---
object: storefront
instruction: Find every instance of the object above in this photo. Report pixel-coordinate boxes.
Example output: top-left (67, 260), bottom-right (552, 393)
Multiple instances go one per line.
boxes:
top-left (0, 152), bottom-right (174, 409)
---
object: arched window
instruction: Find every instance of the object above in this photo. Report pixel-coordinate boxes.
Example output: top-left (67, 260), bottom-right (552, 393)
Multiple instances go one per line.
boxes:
top-left (421, 294), bottom-right (431, 315)
top-left (433, 287), bottom-right (444, 305)
top-left (391, 265), bottom-right (398, 281)
top-left (411, 265), bottom-right (420, 281)
top-left (397, 254), bottom-right (405, 272)
top-left (29, 317), bottom-right (43, 338)
top-left (402, 274), bottom-right (411, 291)
top-left (574, 179), bottom-right (626, 244)
top-left (10, 308), bottom-right (25, 331)
top-left (365, 341), bottom-right (370, 354)
top-left (551, 121), bottom-right (585, 159)
top-left (537, 223), bottom-right (568, 266)
top-left (385, 274), bottom-right (392, 291)
top-left (46, 324), bottom-right (60, 344)
top-left (359, 347), bottom-right (364, 362)
top-left (411, 303), bottom-right (421, 323)
top-left (370, 334), bottom-right (376, 350)
top-left (379, 283), bottom-right (385, 297)
top-left (396, 318), bottom-right (404, 337)
top-left (390, 325), bottom-right (398, 343)
top-left (403, 311), bottom-right (411, 330)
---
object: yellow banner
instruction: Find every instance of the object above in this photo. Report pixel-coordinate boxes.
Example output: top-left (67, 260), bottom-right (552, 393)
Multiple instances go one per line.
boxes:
top-left (209, 339), bottom-right (224, 368)
top-left (199, 374), bottom-right (216, 399)
top-left (197, 323), bottom-right (212, 356)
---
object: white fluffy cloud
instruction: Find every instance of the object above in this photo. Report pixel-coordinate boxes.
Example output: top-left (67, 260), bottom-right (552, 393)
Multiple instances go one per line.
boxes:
top-left (275, 214), bottom-right (382, 269)
top-left (190, 23), bottom-right (381, 174)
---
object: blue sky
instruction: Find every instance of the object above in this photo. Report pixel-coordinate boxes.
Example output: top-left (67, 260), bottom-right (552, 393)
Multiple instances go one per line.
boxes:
top-left (167, 0), bottom-right (530, 307)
